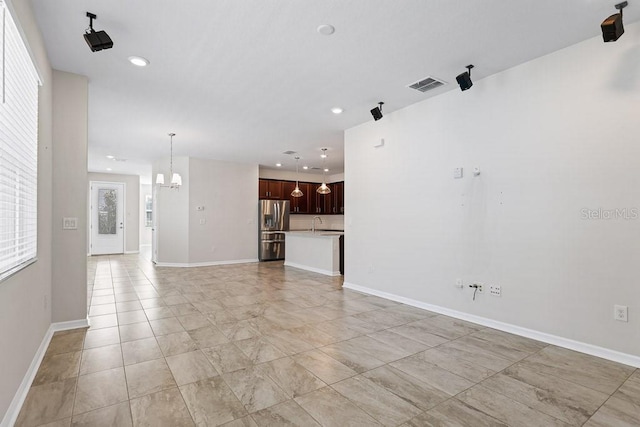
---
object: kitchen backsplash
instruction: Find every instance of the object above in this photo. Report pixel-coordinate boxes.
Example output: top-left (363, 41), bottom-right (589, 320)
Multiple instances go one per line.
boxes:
top-left (290, 214), bottom-right (344, 231)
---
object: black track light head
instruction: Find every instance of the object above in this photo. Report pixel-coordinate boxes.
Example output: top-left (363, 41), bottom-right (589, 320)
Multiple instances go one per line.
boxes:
top-left (84, 12), bottom-right (113, 52)
top-left (601, 1), bottom-right (627, 42)
top-left (371, 102), bottom-right (384, 121)
top-left (456, 65), bottom-right (474, 91)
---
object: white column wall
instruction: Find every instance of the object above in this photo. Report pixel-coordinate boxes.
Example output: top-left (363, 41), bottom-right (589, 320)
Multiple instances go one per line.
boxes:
top-left (154, 157), bottom-right (190, 264)
top-left (51, 70), bottom-right (88, 323)
top-left (188, 158), bottom-right (258, 264)
top-left (154, 157), bottom-right (258, 265)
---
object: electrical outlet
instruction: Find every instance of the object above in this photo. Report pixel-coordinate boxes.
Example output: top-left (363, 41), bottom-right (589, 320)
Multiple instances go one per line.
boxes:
top-left (63, 217), bottom-right (78, 230)
top-left (455, 279), bottom-right (464, 289)
top-left (614, 305), bottom-right (628, 322)
top-left (490, 285), bottom-right (501, 297)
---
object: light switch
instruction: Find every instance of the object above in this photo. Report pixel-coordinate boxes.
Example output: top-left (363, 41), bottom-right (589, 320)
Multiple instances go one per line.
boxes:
top-left (199, 219), bottom-right (206, 225)
top-left (63, 217), bottom-right (78, 230)
top-left (454, 168), bottom-right (463, 179)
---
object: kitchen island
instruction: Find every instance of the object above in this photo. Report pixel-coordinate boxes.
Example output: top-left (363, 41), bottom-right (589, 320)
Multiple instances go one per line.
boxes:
top-left (284, 231), bottom-right (343, 276)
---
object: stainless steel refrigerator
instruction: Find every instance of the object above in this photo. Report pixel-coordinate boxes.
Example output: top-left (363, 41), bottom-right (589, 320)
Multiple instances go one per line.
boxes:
top-left (258, 200), bottom-right (290, 261)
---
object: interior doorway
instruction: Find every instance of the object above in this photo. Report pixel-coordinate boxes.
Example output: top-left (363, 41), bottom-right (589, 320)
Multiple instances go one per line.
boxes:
top-left (151, 186), bottom-right (158, 263)
top-left (90, 181), bottom-right (125, 255)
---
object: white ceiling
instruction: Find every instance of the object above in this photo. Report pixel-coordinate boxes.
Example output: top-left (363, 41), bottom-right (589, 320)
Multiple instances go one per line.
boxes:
top-left (30, 0), bottom-right (638, 182)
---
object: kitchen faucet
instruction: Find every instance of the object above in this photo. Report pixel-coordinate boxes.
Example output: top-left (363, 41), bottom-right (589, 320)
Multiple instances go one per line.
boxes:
top-left (311, 216), bottom-right (323, 233)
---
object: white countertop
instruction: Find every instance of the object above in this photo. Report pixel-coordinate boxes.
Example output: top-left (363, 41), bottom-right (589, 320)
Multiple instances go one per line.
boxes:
top-left (285, 231), bottom-right (344, 238)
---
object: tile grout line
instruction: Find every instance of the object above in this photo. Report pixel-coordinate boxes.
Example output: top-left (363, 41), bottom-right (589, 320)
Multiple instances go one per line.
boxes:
top-left (107, 256), bottom-right (137, 425)
top-left (580, 366), bottom-right (638, 425)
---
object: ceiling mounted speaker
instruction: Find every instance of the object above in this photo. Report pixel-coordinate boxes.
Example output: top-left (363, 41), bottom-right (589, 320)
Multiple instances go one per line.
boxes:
top-left (84, 12), bottom-right (113, 52)
top-left (601, 1), bottom-right (627, 42)
top-left (456, 65), bottom-right (474, 91)
top-left (370, 102), bottom-right (384, 121)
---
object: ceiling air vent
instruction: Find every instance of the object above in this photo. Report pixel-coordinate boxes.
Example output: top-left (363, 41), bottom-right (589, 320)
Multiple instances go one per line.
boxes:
top-left (282, 150), bottom-right (297, 155)
top-left (407, 76), bottom-right (446, 93)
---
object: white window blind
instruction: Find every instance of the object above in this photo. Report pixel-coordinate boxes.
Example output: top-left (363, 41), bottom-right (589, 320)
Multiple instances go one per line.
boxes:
top-left (0, 0), bottom-right (39, 282)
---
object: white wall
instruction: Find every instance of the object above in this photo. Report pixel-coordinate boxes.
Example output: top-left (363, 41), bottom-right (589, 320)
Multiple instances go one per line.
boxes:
top-left (259, 168), bottom-right (324, 182)
top-left (154, 157), bottom-right (258, 265)
top-left (189, 158), bottom-right (258, 264)
top-left (259, 167), bottom-right (344, 183)
top-left (51, 71), bottom-right (88, 323)
top-left (154, 157), bottom-right (190, 264)
top-left (0, 0), bottom-right (53, 418)
top-left (88, 172), bottom-right (140, 253)
top-left (345, 22), bottom-right (640, 357)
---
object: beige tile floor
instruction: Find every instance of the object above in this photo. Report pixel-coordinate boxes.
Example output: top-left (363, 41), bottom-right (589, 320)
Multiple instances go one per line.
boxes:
top-left (15, 254), bottom-right (640, 426)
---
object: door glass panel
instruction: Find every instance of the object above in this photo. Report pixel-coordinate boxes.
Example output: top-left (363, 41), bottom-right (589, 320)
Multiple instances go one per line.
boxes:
top-left (98, 188), bottom-right (117, 235)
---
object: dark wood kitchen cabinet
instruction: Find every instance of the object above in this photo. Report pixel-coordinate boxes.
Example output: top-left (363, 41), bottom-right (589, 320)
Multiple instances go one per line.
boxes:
top-left (332, 181), bottom-right (344, 214)
top-left (313, 186), bottom-right (334, 214)
top-left (259, 179), bottom-right (284, 199)
top-left (282, 181), bottom-right (310, 213)
top-left (258, 179), bottom-right (344, 214)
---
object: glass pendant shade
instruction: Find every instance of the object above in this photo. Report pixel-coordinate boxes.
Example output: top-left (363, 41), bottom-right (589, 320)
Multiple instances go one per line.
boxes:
top-left (316, 149), bottom-right (331, 194)
top-left (291, 156), bottom-right (304, 197)
top-left (291, 186), bottom-right (303, 197)
top-left (171, 173), bottom-right (182, 186)
top-left (155, 173), bottom-right (165, 185)
top-left (317, 182), bottom-right (331, 194)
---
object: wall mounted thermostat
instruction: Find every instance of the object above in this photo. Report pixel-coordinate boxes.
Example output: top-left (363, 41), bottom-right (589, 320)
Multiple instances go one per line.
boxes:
top-left (454, 167), bottom-right (463, 179)
top-left (196, 206), bottom-right (205, 211)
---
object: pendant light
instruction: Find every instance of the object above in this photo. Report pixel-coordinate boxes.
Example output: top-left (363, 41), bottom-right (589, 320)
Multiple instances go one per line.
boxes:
top-left (317, 148), bottom-right (331, 194)
top-left (155, 133), bottom-right (182, 189)
top-left (291, 156), bottom-right (303, 197)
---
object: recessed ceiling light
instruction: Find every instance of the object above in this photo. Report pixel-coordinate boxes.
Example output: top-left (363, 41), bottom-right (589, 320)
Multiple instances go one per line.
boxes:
top-left (276, 163), bottom-right (282, 167)
top-left (106, 167), bottom-right (112, 171)
top-left (321, 153), bottom-right (327, 159)
top-left (324, 168), bottom-right (329, 172)
top-left (303, 166), bottom-right (309, 170)
top-left (317, 24), bottom-right (335, 36)
top-left (128, 56), bottom-right (149, 67)
top-left (106, 155), bottom-right (115, 159)
top-left (331, 107), bottom-right (343, 114)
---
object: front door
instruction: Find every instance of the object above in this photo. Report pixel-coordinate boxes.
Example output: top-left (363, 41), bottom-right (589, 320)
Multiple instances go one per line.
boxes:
top-left (90, 182), bottom-right (125, 255)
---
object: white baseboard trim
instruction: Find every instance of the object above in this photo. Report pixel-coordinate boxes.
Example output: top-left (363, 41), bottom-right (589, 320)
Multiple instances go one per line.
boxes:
top-left (343, 282), bottom-right (640, 368)
top-left (139, 244), bottom-right (151, 248)
top-left (124, 250), bottom-right (140, 254)
top-left (284, 261), bottom-right (341, 277)
top-left (155, 259), bottom-right (258, 268)
top-left (1, 317), bottom-right (89, 427)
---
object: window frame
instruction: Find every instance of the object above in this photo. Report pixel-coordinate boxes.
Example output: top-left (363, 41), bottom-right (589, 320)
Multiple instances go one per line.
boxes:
top-left (0, 0), bottom-right (41, 283)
